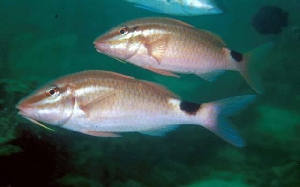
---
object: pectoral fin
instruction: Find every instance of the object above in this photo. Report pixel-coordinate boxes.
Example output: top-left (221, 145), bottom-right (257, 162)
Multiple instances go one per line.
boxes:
top-left (80, 130), bottom-right (121, 137)
top-left (79, 90), bottom-right (117, 119)
top-left (146, 36), bottom-right (169, 64)
top-left (144, 66), bottom-right (180, 77)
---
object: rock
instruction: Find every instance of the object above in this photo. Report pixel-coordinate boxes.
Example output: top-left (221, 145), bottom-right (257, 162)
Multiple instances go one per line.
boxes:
top-left (58, 174), bottom-right (104, 187)
top-left (183, 178), bottom-right (253, 187)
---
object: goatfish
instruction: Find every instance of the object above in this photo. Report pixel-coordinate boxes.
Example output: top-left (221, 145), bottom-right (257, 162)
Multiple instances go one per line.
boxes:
top-left (125, 0), bottom-right (222, 16)
top-left (16, 70), bottom-right (256, 147)
top-left (94, 17), bottom-right (274, 94)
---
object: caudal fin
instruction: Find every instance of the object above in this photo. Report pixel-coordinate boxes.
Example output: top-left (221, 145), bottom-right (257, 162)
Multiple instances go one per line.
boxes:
top-left (201, 95), bottom-right (256, 147)
top-left (238, 42), bottom-right (274, 94)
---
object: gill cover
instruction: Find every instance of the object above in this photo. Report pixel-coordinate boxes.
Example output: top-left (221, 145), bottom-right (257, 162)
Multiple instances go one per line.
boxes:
top-left (94, 24), bottom-right (145, 60)
top-left (17, 83), bottom-right (75, 126)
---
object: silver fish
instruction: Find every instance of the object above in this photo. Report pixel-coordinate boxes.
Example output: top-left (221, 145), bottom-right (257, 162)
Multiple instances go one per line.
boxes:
top-left (125, 0), bottom-right (222, 16)
top-left (16, 70), bottom-right (256, 147)
top-left (94, 17), bottom-right (274, 93)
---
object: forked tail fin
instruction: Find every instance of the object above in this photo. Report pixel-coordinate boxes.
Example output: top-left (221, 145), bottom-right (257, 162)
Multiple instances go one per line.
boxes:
top-left (238, 42), bottom-right (274, 94)
top-left (201, 95), bottom-right (256, 147)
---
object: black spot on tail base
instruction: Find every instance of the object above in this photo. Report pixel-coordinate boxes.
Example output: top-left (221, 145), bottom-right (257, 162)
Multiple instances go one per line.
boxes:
top-left (230, 50), bottom-right (243, 62)
top-left (180, 101), bottom-right (201, 115)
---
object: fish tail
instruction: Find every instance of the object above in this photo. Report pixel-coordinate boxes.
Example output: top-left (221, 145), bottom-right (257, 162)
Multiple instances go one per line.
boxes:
top-left (237, 42), bottom-right (274, 94)
top-left (200, 95), bottom-right (256, 147)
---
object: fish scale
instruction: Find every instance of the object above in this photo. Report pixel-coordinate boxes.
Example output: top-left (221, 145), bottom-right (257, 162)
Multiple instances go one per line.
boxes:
top-left (130, 19), bottom-right (228, 70)
top-left (17, 70), bottom-right (256, 147)
top-left (141, 23), bottom-right (230, 73)
top-left (94, 17), bottom-right (274, 93)
top-left (55, 71), bottom-right (176, 118)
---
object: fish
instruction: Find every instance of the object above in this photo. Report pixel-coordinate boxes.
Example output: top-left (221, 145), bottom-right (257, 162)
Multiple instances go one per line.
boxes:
top-left (16, 70), bottom-right (256, 147)
top-left (125, 0), bottom-right (222, 16)
top-left (93, 17), bottom-right (274, 94)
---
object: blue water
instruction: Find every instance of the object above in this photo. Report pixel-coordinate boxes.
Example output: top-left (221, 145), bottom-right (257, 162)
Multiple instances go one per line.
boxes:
top-left (0, 0), bottom-right (299, 186)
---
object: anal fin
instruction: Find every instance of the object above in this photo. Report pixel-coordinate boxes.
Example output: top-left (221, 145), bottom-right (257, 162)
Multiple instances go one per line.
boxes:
top-left (80, 130), bottom-right (121, 137)
top-left (139, 125), bottom-right (179, 136)
top-left (196, 70), bottom-right (225, 82)
top-left (144, 66), bottom-right (180, 77)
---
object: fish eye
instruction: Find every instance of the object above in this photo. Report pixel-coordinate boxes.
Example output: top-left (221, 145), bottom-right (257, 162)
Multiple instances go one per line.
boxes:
top-left (119, 27), bottom-right (128, 35)
top-left (46, 87), bottom-right (59, 97)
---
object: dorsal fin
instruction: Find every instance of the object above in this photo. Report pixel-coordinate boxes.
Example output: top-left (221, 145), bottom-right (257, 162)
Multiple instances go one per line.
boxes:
top-left (142, 80), bottom-right (179, 98)
top-left (167, 18), bottom-right (195, 28)
top-left (138, 17), bottom-right (195, 28)
top-left (101, 71), bottom-right (135, 79)
top-left (201, 30), bottom-right (226, 47)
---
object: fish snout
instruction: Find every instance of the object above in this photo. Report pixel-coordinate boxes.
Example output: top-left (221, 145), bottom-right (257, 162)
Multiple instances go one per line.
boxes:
top-left (93, 38), bottom-right (128, 60)
top-left (16, 98), bottom-right (69, 125)
top-left (93, 39), bottom-right (109, 53)
top-left (16, 100), bottom-right (34, 118)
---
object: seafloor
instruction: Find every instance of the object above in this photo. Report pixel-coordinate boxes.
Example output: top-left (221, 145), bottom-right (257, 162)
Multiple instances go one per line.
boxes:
top-left (0, 0), bottom-right (300, 187)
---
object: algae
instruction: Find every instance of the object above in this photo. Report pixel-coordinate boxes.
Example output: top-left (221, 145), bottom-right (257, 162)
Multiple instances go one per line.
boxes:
top-left (0, 77), bottom-right (40, 156)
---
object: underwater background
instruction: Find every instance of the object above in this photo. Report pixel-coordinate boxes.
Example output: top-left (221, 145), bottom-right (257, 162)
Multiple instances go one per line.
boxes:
top-left (0, 0), bottom-right (300, 186)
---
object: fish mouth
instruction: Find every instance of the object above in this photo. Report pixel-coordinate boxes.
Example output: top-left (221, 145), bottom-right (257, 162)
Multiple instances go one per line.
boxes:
top-left (16, 104), bottom-right (30, 118)
top-left (16, 104), bottom-right (36, 123)
top-left (17, 107), bottom-right (35, 123)
top-left (93, 40), bottom-right (106, 53)
top-left (17, 107), bottom-right (36, 124)
top-left (18, 110), bottom-right (28, 118)
top-left (18, 111), bottom-right (35, 123)
top-left (93, 38), bottom-right (114, 55)
top-left (93, 44), bottom-right (105, 54)
top-left (93, 40), bottom-right (128, 60)
top-left (17, 106), bottom-right (55, 131)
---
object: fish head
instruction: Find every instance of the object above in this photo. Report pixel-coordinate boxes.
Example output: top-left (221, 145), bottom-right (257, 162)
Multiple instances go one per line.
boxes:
top-left (94, 22), bottom-right (145, 61)
top-left (16, 81), bottom-right (75, 126)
